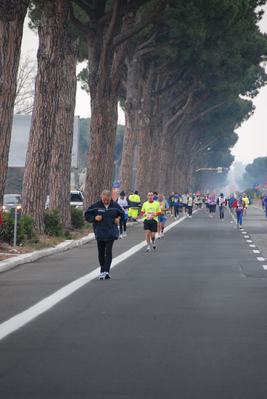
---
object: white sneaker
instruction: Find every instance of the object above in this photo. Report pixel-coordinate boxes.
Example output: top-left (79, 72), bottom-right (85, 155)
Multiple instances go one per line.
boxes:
top-left (146, 246), bottom-right (151, 252)
top-left (152, 242), bottom-right (157, 250)
top-left (99, 272), bottom-right (105, 280)
top-left (161, 232), bottom-right (164, 237)
top-left (123, 232), bottom-right (127, 238)
top-left (174, 217), bottom-right (177, 220)
top-left (119, 234), bottom-right (123, 239)
top-left (105, 272), bottom-right (111, 279)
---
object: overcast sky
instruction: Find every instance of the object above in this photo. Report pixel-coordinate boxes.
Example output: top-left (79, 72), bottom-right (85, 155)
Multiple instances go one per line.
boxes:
top-left (21, 4), bottom-right (267, 166)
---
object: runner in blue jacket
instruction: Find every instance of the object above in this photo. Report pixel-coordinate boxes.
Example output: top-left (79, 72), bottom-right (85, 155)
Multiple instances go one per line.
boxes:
top-left (85, 190), bottom-right (124, 280)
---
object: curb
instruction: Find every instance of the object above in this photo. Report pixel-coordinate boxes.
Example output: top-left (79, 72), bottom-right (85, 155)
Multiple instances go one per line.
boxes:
top-left (0, 220), bottom-right (142, 273)
top-left (0, 233), bottom-right (95, 273)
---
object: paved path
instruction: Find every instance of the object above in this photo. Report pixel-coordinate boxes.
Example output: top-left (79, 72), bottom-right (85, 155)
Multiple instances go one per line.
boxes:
top-left (0, 206), bottom-right (267, 398)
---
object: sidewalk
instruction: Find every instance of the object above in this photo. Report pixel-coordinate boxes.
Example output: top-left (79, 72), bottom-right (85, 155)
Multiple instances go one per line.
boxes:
top-left (0, 220), bottom-right (142, 273)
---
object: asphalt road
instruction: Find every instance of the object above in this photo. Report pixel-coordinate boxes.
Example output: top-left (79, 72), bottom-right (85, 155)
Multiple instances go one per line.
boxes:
top-left (0, 205), bottom-right (267, 399)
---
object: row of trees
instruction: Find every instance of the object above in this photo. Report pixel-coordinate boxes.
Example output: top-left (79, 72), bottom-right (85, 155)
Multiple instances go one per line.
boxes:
top-left (1, 0), bottom-right (267, 234)
top-left (243, 157), bottom-right (267, 188)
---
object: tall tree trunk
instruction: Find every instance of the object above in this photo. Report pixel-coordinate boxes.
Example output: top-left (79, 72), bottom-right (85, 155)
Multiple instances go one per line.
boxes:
top-left (119, 108), bottom-right (138, 194)
top-left (83, 12), bottom-right (135, 209)
top-left (22, 0), bottom-right (73, 234)
top-left (49, 36), bottom-right (79, 229)
top-left (0, 0), bottom-right (29, 206)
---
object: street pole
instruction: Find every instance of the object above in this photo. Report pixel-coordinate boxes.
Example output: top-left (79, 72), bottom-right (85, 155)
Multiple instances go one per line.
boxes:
top-left (14, 207), bottom-right (18, 249)
top-left (13, 205), bottom-right (21, 250)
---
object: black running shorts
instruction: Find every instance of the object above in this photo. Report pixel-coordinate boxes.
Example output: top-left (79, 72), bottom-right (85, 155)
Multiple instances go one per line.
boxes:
top-left (144, 219), bottom-right (158, 232)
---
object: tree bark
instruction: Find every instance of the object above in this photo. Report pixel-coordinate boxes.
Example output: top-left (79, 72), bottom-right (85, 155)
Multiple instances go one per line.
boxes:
top-left (49, 36), bottom-right (79, 229)
top-left (119, 55), bottom-right (142, 194)
top-left (83, 10), bottom-right (135, 209)
top-left (22, 0), bottom-right (74, 233)
top-left (0, 0), bottom-right (29, 207)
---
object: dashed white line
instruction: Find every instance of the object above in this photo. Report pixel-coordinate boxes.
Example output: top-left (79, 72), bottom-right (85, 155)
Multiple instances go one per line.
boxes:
top-left (257, 257), bottom-right (265, 261)
top-left (263, 266), bottom-right (267, 270)
top-left (246, 240), bottom-right (252, 243)
top-left (253, 250), bottom-right (260, 254)
top-left (244, 235), bottom-right (249, 238)
top-left (249, 245), bottom-right (256, 247)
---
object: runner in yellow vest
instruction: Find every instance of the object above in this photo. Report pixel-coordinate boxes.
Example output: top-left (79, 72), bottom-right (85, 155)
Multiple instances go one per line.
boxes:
top-left (141, 191), bottom-right (161, 252)
top-left (128, 190), bottom-right (140, 221)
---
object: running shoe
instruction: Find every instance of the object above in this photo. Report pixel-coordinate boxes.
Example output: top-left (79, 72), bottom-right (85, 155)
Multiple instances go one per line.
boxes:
top-left (161, 232), bottom-right (164, 237)
top-left (152, 242), bottom-right (157, 250)
top-left (174, 217), bottom-right (177, 220)
top-left (157, 235), bottom-right (161, 239)
top-left (105, 272), bottom-right (111, 279)
top-left (99, 272), bottom-right (105, 280)
top-left (119, 234), bottom-right (123, 239)
top-left (146, 246), bottom-right (151, 252)
top-left (123, 232), bottom-right (127, 237)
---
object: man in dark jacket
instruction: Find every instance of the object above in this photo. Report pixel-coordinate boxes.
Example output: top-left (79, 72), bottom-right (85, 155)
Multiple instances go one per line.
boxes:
top-left (84, 190), bottom-right (124, 280)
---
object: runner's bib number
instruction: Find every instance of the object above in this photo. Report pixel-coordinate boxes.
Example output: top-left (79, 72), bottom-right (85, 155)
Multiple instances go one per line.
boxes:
top-left (147, 212), bottom-right (155, 220)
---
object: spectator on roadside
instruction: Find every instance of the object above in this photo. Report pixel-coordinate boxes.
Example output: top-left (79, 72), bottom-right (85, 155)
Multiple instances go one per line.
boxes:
top-left (84, 190), bottom-right (124, 280)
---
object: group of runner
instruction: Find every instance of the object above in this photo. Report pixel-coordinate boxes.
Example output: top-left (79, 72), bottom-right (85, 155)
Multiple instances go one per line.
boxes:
top-left (84, 189), bottom-right (263, 279)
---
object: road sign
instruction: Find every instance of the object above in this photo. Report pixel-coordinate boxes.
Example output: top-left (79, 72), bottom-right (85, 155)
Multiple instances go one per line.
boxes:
top-left (253, 183), bottom-right (258, 188)
top-left (263, 183), bottom-right (267, 190)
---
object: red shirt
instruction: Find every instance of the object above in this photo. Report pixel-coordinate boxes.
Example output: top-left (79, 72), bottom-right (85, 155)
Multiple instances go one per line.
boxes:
top-left (232, 199), bottom-right (246, 212)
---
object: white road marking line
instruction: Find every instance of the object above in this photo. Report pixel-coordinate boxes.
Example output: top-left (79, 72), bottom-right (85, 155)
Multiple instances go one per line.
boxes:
top-left (246, 240), bottom-right (252, 243)
top-left (242, 232), bottom-right (247, 234)
top-left (244, 236), bottom-right (249, 238)
top-left (249, 245), bottom-right (256, 247)
top-left (257, 257), bottom-right (265, 261)
top-left (253, 250), bottom-right (260, 253)
top-left (0, 216), bottom-right (185, 341)
top-left (263, 266), bottom-right (267, 270)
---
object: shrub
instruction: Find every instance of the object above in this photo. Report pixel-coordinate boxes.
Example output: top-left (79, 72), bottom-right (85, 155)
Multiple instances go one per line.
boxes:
top-left (0, 212), bottom-right (14, 243)
top-left (44, 209), bottom-right (63, 236)
top-left (17, 215), bottom-right (37, 242)
top-left (71, 208), bottom-right (85, 229)
top-left (0, 213), bottom-right (36, 244)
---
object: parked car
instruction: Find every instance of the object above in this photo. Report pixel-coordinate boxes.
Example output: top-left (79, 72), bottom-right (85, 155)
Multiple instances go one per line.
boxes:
top-left (3, 194), bottom-right (22, 212)
top-left (70, 190), bottom-right (84, 209)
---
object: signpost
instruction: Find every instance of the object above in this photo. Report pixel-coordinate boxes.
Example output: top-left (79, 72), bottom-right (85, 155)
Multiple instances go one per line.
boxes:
top-left (112, 181), bottom-right (120, 201)
top-left (263, 183), bottom-right (267, 191)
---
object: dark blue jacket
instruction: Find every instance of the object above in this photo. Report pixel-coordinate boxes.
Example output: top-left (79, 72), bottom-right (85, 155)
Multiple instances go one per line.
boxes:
top-left (84, 199), bottom-right (124, 241)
